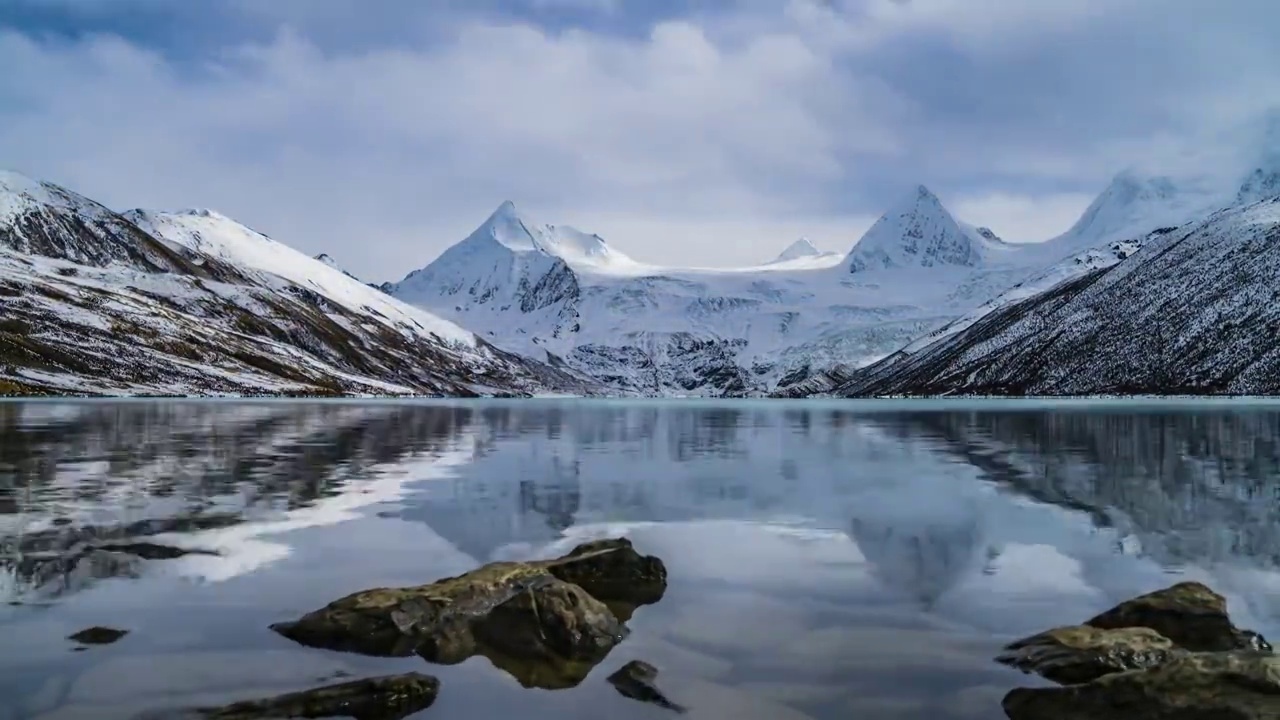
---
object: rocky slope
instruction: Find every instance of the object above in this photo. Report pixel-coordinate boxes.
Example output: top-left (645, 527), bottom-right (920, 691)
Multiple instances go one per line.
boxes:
top-left (828, 191), bottom-right (1280, 397)
top-left (0, 171), bottom-right (594, 397)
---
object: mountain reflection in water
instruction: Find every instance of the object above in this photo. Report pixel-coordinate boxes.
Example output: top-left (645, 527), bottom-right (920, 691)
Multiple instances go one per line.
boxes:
top-left (3, 400), bottom-right (1280, 719)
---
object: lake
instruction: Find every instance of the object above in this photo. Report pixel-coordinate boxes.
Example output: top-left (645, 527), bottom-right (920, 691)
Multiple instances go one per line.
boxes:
top-left (3, 399), bottom-right (1280, 720)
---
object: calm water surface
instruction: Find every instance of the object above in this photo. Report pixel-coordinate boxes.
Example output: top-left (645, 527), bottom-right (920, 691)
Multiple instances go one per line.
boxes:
top-left (4, 399), bottom-right (1280, 720)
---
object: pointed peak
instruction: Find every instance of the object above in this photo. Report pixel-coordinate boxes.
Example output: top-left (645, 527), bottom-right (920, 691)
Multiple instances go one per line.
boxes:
top-left (847, 184), bottom-right (981, 273)
top-left (486, 200), bottom-right (521, 221)
top-left (773, 237), bottom-right (824, 263)
top-left (879, 183), bottom-right (946, 217)
top-left (457, 200), bottom-right (543, 254)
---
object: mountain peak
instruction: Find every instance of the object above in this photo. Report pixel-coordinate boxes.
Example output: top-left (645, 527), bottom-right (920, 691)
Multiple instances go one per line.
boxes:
top-left (0, 169), bottom-right (44, 195)
top-left (467, 200), bottom-right (542, 253)
top-left (174, 208), bottom-right (232, 220)
top-left (1236, 117), bottom-right (1280, 205)
top-left (1054, 169), bottom-right (1222, 250)
top-left (774, 237), bottom-right (822, 263)
top-left (846, 184), bottom-right (982, 273)
top-left (0, 169), bottom-right (110, 224)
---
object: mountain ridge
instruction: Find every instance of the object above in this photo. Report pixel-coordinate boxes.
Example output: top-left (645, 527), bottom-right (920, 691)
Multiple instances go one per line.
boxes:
top-left (0, 171), bottom-right (598, 397)
top-left (383, 185), bottom-right (1041, 396)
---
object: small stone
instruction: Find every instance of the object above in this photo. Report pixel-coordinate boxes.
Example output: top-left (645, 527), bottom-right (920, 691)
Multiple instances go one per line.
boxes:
top-left (67, 626), bottom-right (128, 645)
top-left (607, 660), bottom-right (686, 713)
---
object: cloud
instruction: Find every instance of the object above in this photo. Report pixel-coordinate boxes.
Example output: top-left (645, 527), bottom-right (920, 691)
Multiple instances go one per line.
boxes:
top-left (1, 0), bottom-right (1278, 280)
top-left (949, 192), bottom-right (1097, 243)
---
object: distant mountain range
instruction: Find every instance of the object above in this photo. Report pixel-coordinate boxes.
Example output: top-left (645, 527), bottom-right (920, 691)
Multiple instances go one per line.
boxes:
top-left (2, 119), bottom-right (1277, 397)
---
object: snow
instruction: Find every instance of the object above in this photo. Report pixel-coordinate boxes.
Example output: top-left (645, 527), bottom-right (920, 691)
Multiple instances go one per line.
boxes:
top-left (314, 253), bottom-right (341, 270)
top-left (0, 170), bottom-right (589, 397)
top-left (387, 188), bottom-right (1047, 394)
top-left (1042, 169), bottom-right (1230, 260)
top-left (384, 163), bottom-right (1279, 396)
top-left (845, 185), bottom-right (994, 273)
top-left (124, 208), bottom-right (478, 347)
top-left (0, 170), bottom-right (116, 226)
top-left (841, 194), bottom-right (1280, 396)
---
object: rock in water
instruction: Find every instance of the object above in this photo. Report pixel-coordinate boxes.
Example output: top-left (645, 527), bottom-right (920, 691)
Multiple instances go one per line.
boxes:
top-left (545, 538), bottom-right (668, 608)
top-left (189, 673), bottom-right (439, 720)
top-left (68, 626), bottom-right (128, 645)
top-left (1084, 581), bottom-right (1270, 653)
top-left (470, 577), bottom-right (629, 689)
top-left (270, 537), bottom-right (666, 689)
top-left (999, 582), bottom-right (1280, 719)
top-left (1003, 651), bottom-right (1280, 720)
top-left (998, 581), bottom-right (1271, 686)
top-left (608, 660), bottom-right (686, 713)
top-left (996, 626), bottom-right (1182, 685)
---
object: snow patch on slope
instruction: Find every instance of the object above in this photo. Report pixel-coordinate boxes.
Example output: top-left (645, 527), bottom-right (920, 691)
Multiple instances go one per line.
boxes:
top-left (0, 171), bottom-right (114, 225)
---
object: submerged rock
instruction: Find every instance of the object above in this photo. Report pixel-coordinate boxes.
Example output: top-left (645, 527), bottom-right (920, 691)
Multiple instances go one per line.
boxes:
top-left (1003, 651), bottom-right (1280, 720)
top-left (996, 626), bottom-right (1182, 685)
top-left (1083, 581), bottom-right (1270, 653)
top-left (67, 626), bottom-right (128, 645)
top-left (187, 672), bottom-right (439, 720)
top-left (95, 542), bottom-right (215, 560)
top-left (270, 537), bottom-right (666, 689)
top-left (607, 660), bottom-right (686, 713)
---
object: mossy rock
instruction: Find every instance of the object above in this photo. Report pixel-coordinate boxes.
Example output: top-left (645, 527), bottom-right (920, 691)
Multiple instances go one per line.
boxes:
top-left (1004, 651), bottom-right (1280, 720)
top-left (271, 537), bottom-right (666, 689)
top-left (163, 672), bottom-right (439, 720)
top-left (997, 625), bottom-right (1182, 685)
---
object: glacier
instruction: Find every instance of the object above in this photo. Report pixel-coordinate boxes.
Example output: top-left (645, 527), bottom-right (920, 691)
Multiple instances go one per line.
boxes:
top-left (383, 185), bottom-right (1119, 396)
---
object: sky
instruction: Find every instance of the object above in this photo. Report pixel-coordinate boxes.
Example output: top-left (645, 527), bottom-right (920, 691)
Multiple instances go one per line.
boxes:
top-left (2, 0), bottom-right (1279, 282)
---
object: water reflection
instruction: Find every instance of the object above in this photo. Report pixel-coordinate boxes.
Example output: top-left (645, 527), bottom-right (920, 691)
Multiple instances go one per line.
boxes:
top-left (2, 401), bottom-right (1280, 719)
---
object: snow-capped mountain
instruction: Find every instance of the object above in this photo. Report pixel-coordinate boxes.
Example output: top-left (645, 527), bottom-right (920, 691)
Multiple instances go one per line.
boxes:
top-left (782, 121), bottom-right (1280, 397)
top-left (0, 171), bottom-right (595, 397)
top-left (845, 185), bottom-right (1005, 273)
top-left (1043, 170), bottom-right (1228, 258)
top-left (386, 187), bottom-right (1041, 396)
top-left (829, 186), bottom-right (1280, 397)
top-left (769, 237), bottom-right (841, 266)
